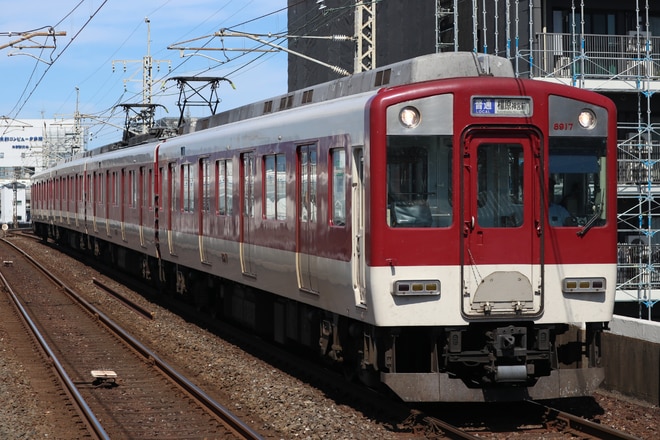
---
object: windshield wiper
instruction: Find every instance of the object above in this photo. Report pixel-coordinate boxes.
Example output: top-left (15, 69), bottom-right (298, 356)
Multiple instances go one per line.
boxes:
top-left (576, 206), bottom-right (602, 237)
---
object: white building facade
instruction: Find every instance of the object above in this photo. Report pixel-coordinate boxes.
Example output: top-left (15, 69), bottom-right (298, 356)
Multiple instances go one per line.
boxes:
top-left (0, 118), bottom-right (83, 226)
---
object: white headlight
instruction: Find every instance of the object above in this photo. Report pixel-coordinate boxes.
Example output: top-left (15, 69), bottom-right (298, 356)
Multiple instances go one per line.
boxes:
top-left (578, 109), bottom-right (596, 129)
top-left (399, 106), bottom-right (421, 128)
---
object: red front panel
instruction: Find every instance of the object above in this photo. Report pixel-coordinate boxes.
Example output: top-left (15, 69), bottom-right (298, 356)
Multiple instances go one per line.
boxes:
top-left (367, 77), bottom-right (617, 269)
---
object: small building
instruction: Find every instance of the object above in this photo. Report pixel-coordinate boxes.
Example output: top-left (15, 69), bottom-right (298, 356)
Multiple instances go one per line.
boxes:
top-left (0, 182), bottom-right (28, 226)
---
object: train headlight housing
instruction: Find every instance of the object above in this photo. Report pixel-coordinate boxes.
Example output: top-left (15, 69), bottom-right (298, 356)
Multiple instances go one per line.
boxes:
top-left (393, 279), bottom-right (440, 296)
top-left (562, 277), bottom-right (606, 294)
top-left (578, 109), bottom-right (597, 129)
top-left (399, 106), bottom-right (421, 128)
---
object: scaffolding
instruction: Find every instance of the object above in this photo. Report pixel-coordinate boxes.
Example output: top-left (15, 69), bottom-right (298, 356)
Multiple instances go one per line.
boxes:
top-left (435, 0), bottom-right (659, 318)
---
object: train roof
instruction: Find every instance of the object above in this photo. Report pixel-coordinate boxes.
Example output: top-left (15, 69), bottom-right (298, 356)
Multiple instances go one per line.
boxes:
top-left (181, 52), bottom-right (514, 135)
top-left (61, 52), bottom-right (514, 164)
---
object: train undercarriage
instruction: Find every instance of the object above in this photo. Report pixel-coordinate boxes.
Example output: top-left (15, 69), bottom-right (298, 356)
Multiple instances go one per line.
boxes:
top-left (37, 224), bottom-right (606, 402)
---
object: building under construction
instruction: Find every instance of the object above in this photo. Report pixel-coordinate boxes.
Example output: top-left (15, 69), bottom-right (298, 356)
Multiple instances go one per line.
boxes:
top-left (287, 0), bottom-right (660, 319)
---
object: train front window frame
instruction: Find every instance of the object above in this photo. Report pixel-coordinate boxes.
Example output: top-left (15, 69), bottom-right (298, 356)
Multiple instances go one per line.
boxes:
top-left (548, 137), bottom-right (607, 228)
top-left (386, 135), bottom-right (453, 228)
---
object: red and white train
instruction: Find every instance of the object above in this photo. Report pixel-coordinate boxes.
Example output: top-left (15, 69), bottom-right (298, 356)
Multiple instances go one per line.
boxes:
top-left (31, 52), bottom-right (617, 402)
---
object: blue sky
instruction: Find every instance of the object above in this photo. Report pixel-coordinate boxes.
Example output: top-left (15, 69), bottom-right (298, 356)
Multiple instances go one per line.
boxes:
top-left (0, 0), bottom-right (288, 148)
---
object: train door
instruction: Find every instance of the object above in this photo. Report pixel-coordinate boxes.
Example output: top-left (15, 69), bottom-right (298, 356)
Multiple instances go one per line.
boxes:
top-left (240, 152), bottom-right (257, 277)
top-left (297, 144), bottom-right (319, 293)
top-left (351, 147), bottom-right (366, 305)
top-left (461, 130), bottom-right (542, 317)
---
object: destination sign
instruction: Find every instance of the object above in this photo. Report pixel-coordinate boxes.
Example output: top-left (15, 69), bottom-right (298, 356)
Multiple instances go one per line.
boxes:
top-left (471, 97), bottom-right (532, 117)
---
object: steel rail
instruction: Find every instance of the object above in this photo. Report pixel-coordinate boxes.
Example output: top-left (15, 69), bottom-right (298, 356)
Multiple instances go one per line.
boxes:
top-left (3, 237), bottom-right (263, 440)
top-left (528, 400), bottom-right (643, 440)
top-left (92, 277), bottom-right (155, 319)
top-left (0, 270), bottom-right (109, 439)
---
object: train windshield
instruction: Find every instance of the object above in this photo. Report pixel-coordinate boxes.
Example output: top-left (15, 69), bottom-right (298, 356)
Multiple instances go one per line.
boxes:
top-left (548, 137), bottom-right (607, 227)
top-left (386, 135), bottom-right (452, 228)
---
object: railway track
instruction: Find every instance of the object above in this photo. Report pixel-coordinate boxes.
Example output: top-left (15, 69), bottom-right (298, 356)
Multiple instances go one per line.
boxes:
top-left (0, 237), bottom-right (263, 439)
top-left (2, 232), bottom-right (652, 439)
top-left (416, 399), bottom-right (644, 439)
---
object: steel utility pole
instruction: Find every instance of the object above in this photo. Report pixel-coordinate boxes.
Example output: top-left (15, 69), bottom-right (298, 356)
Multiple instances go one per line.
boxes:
top-left (112, 18), bottom-right (170, 132)
top-left (354, 0), bottom-right (376, 73)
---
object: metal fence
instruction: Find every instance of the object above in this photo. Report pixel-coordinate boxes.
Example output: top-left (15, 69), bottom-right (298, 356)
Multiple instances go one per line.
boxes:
top-left (617, 140), bottom-right (660, 185)
top-left (617, 243), bottom-right (660, 290)
top-left (534, 33), bottom-right (659, 80)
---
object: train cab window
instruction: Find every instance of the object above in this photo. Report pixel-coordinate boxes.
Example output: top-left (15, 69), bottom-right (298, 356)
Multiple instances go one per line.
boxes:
top-left (477, 144), bottom-right (524, 228)
top-left (386, 135), bottom-right (452, 228)
top-left (264, 154), bottom-right (286, 220)
top-left (330, 149), bottom-right (346, 226)
top-left (548, 137), bottom-right (607, 227)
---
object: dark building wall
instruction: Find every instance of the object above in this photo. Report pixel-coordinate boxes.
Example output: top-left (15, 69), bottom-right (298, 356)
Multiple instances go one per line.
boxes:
top-left (287, 1), bottom-right (540, 90)
top-left (288, 1), bottom-right (354, 91)
top-left (287, 1), bottom-right (660, 91)
top-left (287, 0), bottom-right (436, 91)
top-left (372, 1), bottom-right (436, 65)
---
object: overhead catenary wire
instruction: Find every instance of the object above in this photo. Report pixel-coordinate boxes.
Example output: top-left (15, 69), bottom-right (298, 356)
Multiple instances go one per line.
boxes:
top-left (5, 0), bottom-right (110, 125)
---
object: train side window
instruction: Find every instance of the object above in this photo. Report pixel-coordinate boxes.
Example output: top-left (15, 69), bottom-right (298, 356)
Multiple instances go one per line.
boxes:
top-left (200, 158), bottom-right (210, 212)
top-left (264, 153), bottom-right (287, 220)
top-left (121, 169), bottom-right (126, 211)
top-left (142, 167), bottom-right (152, 209)
top-left (129, 169), bottom-right (137, 208)
top-left (299, 145), bottom-right (317, 223)
top-left (98, 172), bottom-right (104, 205)
top-left (182, 163), bottom-right (194, 213)
top-left (216, 159), bottom-right (233, 215)
top-left (169, 163), bottom-right (177, 213)
top-left (386, 135), bottom-right (453, 228)
top-left (90, 174), bottom-right (94, 206)
top-left (112, 171), bottom-right (119, 206)
top-left (330, 149), bottom-right (346, 226)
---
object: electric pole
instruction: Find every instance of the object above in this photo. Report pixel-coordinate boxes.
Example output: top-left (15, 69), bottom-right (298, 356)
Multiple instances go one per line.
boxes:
top-left (112, 18), bottom-right (170, 133)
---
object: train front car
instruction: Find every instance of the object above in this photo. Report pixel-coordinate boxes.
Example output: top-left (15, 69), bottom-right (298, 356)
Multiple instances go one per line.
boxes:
top-left (364, 66), bottom-right (617, 401)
